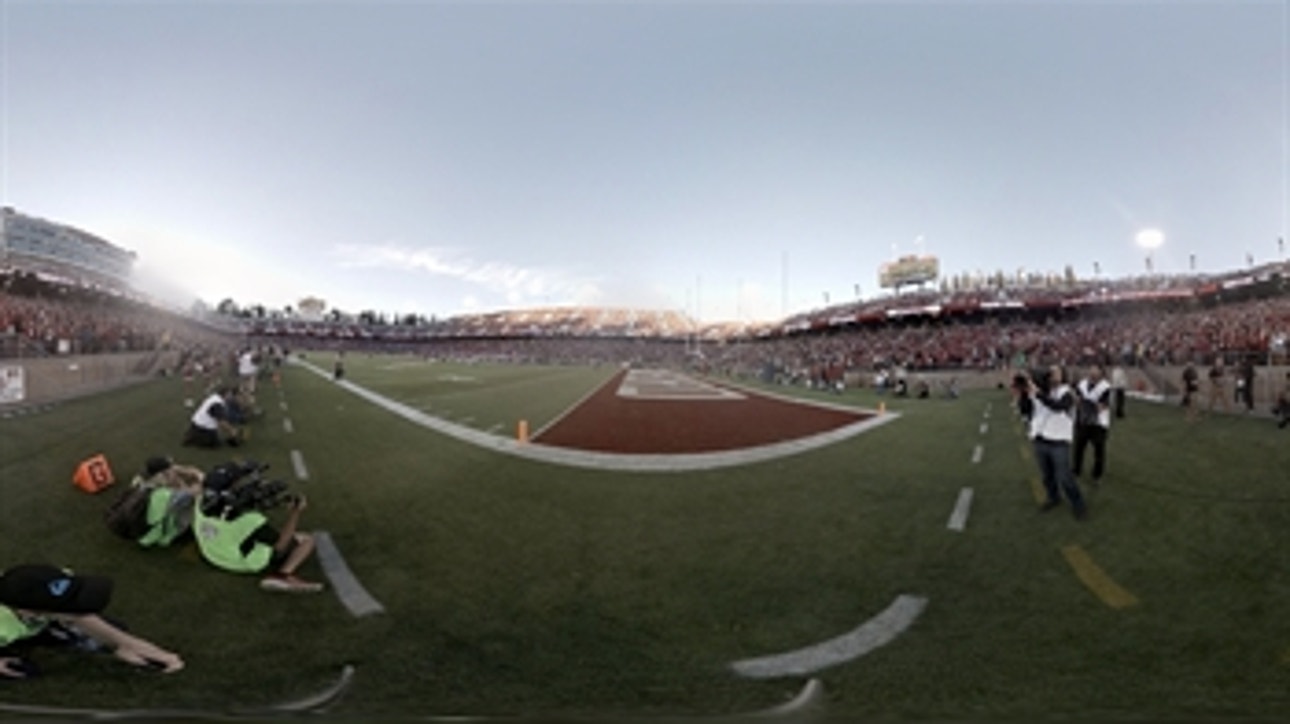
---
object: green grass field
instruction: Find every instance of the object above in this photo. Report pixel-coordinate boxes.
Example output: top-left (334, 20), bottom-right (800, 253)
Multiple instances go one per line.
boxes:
top-left (1, 351), bottom-right (1288, 719)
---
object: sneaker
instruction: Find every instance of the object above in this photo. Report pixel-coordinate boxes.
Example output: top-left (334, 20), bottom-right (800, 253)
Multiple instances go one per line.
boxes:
top-left (259, 574), bottom-right (324, 593)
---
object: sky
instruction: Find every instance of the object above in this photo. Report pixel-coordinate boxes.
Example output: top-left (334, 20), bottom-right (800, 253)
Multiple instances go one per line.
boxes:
top-left (1, 0), bottom-right (1287, 323)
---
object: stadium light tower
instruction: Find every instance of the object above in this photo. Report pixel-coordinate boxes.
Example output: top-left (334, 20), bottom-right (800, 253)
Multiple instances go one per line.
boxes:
top-left (1135, 228), bottom-right (1164, 274)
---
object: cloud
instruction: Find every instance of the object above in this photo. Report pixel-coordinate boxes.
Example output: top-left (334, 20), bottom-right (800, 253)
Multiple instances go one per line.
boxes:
top-left (330, 243), bottom-right (601, 306)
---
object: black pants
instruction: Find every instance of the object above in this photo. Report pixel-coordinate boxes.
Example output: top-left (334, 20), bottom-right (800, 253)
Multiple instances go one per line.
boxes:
top-left (1113, 388), bottom-right (1126, 418)
top-left (1073, 424), bottom-right (1108, 480)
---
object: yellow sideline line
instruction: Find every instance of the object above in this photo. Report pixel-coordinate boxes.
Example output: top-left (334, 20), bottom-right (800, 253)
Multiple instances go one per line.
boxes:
top-left (1061, 545), bottom-right (1140, 609)
top-left (1027, 477), bottom-right (1045, 504)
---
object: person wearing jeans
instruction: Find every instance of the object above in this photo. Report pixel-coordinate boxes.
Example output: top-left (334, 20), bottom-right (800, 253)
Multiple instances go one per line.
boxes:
top-left (1024, 365), bottom-right (1088, 520)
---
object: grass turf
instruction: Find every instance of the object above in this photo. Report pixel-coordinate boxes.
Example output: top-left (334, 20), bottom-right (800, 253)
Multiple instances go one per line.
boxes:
top-left (0, 352), bottom-right (1288, 719)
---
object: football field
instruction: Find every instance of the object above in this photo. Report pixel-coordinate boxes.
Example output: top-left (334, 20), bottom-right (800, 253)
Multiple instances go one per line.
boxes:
top-left (1, 352), bottom-right (1288, 719)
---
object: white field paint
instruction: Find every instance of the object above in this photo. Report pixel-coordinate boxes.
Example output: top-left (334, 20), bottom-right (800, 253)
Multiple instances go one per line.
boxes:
top-left (0, 665), bottom-right (355, 717)
top-left (314, 532), bottom-right (385, 617)
top-left (283, 418), bottom-right (294, 434)
top-left (748, 678), bottom-right (825, 717)
top-left (979, 422), bottom-right (988, 435)
top-left (730, 595), bottom-right (929, 678)
top-left (946, 487), bottom-right (974, 532)
top-left (971, 444), bottom-right (983, 464)
top-left (280, 401), bottom-right (288, 411)
top-left (291, 450), bottom-right (309, 481)
top-left (291, 358), bottom-right (898, 473)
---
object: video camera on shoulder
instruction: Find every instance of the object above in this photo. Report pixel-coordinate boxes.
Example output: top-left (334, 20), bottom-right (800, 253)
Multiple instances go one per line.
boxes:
top-left (1013, 368), bottom-right (1052, 396)
top-left (200, 459), bottom-right (297, 518)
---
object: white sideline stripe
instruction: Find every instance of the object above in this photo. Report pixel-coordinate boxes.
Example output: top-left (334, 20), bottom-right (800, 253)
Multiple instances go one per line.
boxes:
top-left (748, 678), bottom-right (825, 717)
top-left (283, 418), bottom-right (294, 434)
top-left (730, 595), bottom-right (928, 679)
top-left (293, 358), bottom-right (899, 472)
top-left (971, 444), bottom-right (983, 464)
top-left (291, 449), bottom-right (309, 480)
top-left (0, 665), bottom-right (355, 717)
top-left (314, 531), bottom-right (386, 617)
top-left (979, 422), bottom-right (988, 435)
top-left (946, 487), bottom-right (974, 532)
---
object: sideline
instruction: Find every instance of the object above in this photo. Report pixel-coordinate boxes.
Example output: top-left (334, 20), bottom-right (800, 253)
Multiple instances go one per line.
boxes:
top-left (730, 594), bottom-right (928, 678)
top-left (292, 358), bottom-right (898, 472)
top-left (0, 664), bottom-right (355, 719)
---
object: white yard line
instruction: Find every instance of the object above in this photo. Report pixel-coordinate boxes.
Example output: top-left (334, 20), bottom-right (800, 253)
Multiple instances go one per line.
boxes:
top-left (291, 449), bottom-right (310, 481)
top-left (730, 595), bottom-right (928, 678)
top-left (946, 487), bottom-right (974, 532)
top-left (971, 444), bottom-right (983, 464)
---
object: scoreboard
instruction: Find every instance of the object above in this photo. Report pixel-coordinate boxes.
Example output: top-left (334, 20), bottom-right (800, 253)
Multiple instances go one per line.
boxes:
top-left (879, 255), bottom-right (939, 289)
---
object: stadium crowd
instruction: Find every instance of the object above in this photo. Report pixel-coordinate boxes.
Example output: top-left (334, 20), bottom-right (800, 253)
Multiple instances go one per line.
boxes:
top-left (3, 264), bottom-right (1289, 401)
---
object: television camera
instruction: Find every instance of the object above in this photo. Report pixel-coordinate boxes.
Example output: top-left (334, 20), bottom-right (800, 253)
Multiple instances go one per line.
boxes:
top-left (200, 459), bottom-right (297, 518)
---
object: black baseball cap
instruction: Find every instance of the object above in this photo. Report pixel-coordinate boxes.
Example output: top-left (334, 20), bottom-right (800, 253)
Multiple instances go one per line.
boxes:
top-left (0, 564), bottom-right (113, 615)
top-left (144, 456), bottom-right (174, 477)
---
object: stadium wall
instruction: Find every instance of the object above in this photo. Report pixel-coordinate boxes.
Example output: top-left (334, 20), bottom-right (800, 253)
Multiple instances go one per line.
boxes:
top-left (0, 351), bottom-right (178, 407)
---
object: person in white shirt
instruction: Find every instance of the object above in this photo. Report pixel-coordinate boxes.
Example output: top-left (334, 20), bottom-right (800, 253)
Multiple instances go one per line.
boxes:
top-left (1023, 364), bottom-right (1088, 520)
top-left (237, 348), bottom-right (259, 397)
top-left (1073, 364), bottom-right (1112, 484)
top-left (181, 388), bottom-right (242, 448)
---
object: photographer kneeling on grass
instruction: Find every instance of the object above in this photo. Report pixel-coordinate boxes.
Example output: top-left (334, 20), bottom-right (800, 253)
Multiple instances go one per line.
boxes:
top-left (182, 387), bottom-right (246, 449)
top-left (105, 456), bottom-right (205, 548)
top-left (192, 461), bottom-right (324, 593)
top-left (0, 564), bottom-right (183, 680)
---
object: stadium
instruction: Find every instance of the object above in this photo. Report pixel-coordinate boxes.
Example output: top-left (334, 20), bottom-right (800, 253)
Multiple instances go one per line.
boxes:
top-left (1, 207), bottom-right (1289, 720)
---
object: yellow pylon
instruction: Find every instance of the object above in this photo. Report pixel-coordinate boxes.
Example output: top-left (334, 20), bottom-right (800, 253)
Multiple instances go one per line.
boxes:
top-left (878, 401), bottom-right (886, 414)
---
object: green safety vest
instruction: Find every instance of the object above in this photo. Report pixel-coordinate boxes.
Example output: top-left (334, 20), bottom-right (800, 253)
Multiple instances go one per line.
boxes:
top-left (193, 508), bottom-right (273, 574)
top-left (137, 488), bottom-right (193, 548)
top-left (0, 606), bottom-right (46, 648)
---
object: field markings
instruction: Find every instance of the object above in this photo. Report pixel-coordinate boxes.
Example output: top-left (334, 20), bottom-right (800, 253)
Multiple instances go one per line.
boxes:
top-left (617, 369), bottom-right (746, 401)
top-left (1027, 477), bottom-right (1046, 504)
top-left (979, 422), bottom-right (989, 435)
top-left (295, 359), bottom-right (898, 472)
top-left (291, 449), bottom-right (310, 481)
top-left (283, 418), bottom-right (294, 434)
top-left (1061, 545), bottom-right (1140, 609)
top-left (971, 444), bottom-right (983, 464)
top-left (747, 678), bottom-right (824, 717)
top-left (946, 487), bottom-right (974, 532)
top-left (729, 594), bottom-right (928, 678)
top-left (0, 664), bottom-right (354, 717)
top-left (314, 532), bottom-right (386, 617)
top-left (280, 401), bottom-right (289, 411)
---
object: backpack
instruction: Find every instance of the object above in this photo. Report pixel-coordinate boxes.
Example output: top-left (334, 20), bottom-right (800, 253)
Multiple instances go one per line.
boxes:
top-left (104, 479), bottom-right (154, 540)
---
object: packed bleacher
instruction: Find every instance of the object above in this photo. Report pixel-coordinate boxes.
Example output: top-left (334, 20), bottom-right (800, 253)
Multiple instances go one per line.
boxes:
top-left (3, 261), bottom-right (1288, 392)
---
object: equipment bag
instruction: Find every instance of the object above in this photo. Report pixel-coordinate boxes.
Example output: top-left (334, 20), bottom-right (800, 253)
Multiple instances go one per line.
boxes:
top-left (104, 481), bottom-right (153, 540)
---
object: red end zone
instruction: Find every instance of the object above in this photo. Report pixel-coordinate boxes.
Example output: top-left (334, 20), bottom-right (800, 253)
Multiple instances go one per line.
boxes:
top-left (532, 369), bottom-right (874, 454)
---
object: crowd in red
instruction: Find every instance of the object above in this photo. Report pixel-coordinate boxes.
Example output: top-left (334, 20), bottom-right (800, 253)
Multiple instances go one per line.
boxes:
top-left (3, 268), bottom-right (1288, 384)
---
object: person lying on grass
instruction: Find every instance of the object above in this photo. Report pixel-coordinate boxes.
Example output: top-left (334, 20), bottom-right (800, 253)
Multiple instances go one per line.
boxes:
top-left (0, 564), bottom-right (183, 680)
